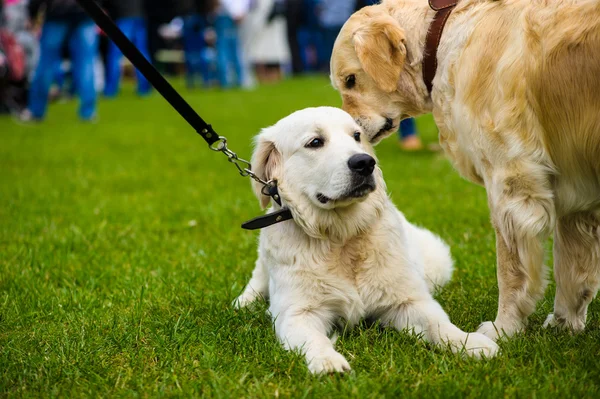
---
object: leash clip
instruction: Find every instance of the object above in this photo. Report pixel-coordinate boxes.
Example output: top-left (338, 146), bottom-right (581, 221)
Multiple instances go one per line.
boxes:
top-left (241, 180), bottom-right (291, 230)
top-left (210, 139), bottom-right (291, 229)
top-left (261, 180), bottom-right (282, 206)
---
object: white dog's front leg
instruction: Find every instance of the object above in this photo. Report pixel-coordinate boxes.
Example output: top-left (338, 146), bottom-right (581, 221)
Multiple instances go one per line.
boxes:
top-left (275, 309), bottom-right (350, 374)
top-left (233, 260), bottom-right (269, 309)
top-left (384, 299), bottom-right (499, 359)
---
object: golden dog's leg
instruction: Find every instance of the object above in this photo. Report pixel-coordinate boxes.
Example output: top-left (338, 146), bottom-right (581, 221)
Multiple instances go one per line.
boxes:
top-left (478, 165), bottom-right (555, 340)
top-left (544, 212), bottom-right (600, 332)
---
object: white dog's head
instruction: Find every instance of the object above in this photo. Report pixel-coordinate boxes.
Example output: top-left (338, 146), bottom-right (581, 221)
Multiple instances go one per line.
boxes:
top-left (251, 107), bottom-right (386, 239)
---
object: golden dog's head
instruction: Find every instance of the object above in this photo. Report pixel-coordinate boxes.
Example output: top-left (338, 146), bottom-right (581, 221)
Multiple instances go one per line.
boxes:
top-left (331, 4), bottom-right (427, 144)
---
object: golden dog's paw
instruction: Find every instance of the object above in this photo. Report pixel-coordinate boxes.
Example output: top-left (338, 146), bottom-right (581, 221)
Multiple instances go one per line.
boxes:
top-left (462, 333), bottom-right (500, 359)
top-left (543, 313), bottom-right (586, 333)
top-left (477, 321), bottom-right (501, 340)
top-left (307, 350), bottom-right (351, 374)
top-left (477, 320), bottom-right (523, 341)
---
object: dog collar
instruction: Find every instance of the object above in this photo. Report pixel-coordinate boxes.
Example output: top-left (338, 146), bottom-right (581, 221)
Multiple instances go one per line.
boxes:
top-left (241, 208), bottom-right (293, 230)
top-left (422, 0), bottom-right (458, 93)
top-left (241, 182), bottom-right (294, 230)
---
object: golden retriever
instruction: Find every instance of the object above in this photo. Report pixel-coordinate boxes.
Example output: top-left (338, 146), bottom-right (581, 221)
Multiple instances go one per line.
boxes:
top-left (330, 0), bottom-right (600, 340)
top-left (234, 107), bottom-right (498, 374)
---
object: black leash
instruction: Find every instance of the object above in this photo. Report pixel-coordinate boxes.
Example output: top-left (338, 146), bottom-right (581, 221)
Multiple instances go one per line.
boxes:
top-left (75, 0), bottom-right (292, 230)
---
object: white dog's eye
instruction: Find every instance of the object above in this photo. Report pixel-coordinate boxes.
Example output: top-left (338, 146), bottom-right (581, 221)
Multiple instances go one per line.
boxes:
top-left (305, 138), bottom-right (325, 149)
top-left (345, 74), bottom-right (356, 89)
top-left (353, 132), bottom-right (361, 142)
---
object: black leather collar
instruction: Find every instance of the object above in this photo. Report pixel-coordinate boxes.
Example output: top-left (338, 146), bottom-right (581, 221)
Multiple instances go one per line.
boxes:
top-left (241, 208), bottom-right (293, 230)
top-left (241, 182), bottom-right (294, 230)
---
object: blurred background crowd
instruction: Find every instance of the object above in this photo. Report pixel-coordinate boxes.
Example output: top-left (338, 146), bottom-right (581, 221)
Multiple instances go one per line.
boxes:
top-left (0, 0), bottom-right (423, 149)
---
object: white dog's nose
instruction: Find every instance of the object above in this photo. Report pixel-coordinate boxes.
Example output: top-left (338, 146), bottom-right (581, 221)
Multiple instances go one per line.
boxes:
top-left (348, 154), bottom-right (376, 176)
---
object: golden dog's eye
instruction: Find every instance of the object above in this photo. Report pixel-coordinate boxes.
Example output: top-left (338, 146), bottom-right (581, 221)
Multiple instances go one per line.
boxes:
top-left (345, 74), bottom-right (356, 89)
top-left (305, 138), bottom-right (325, 149)
top-left (353, 132), bottom-right (361, 142)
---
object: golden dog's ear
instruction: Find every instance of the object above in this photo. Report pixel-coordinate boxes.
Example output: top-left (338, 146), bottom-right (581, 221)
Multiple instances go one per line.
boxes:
top-left (251, 134), bottom-right (282, 209)
top-left (353, 15), bottom-right (406, 92)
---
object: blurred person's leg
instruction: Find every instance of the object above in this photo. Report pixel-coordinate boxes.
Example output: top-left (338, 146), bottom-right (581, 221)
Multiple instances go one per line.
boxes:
top-left (399, 118), bottom-right (416, 138)
top-left (27, 21), bottom-right (69, 120)
top-left (70, 19), bottom-right (99, 120)
top-left (285, 0), bottom-right (303, 75)
top-left (132, 17), bottom-right (152, 96)
top-left (238, 10), bottom-right (259, 89)
top-left (54, 62), bottom-right (65, 93)
top-left (182, 14), bottom-right (203, 89)
top-left (200, 46), bottom-right (213, 86)
top-left (215, 14), bottom-right (234, 88)
top-left (398, 118), bottom-right (423, 151)
top-left (320, 26), bottom-right (341, 72)
top-left (104, 18), bottom-right (135, 97)
top-left (315, 28), bottom-right (329, 71)
top-left (296, 29), bottom-right (310, 70)
top-left (229, 25), bottom-right (243, 87)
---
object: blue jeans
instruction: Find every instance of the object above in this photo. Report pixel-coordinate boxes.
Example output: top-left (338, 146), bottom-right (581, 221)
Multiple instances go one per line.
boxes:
top-left (319, 26), bottom-right (341, 71)
top-left (399, 118), bottom-right (417, 139)
top-left (215, 14), bottom-right (243, 88)
top-left (104, 17), bottom-right (151, 97)
top-left (54, 62), bottom-right (76, 96)
top-left (28, 19), bottom-right (99, 120)
top-left (182, 14), bottom-right (211, 88)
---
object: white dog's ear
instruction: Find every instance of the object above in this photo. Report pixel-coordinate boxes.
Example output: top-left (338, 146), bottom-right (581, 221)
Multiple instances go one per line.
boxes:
top-left (353, 15), bottom-right (406, 93)
top-left (251, 134), bottom-right (282, 209)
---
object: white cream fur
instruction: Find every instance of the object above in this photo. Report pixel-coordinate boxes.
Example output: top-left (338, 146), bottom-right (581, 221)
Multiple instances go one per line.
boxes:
top-left (234, 107), bottom-right (498, 374)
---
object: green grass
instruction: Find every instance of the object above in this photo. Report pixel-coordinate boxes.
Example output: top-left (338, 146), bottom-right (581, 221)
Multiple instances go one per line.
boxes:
top-left (1, 76), bottom-right (599, 398)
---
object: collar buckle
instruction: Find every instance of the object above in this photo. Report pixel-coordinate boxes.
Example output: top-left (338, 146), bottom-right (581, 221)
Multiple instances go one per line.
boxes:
top-left (242, 180), bottom-right (293, 230)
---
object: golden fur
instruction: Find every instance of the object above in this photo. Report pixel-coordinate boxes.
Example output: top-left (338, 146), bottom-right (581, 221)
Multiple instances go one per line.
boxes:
top-left (330, 0), bottom-right (600, 339)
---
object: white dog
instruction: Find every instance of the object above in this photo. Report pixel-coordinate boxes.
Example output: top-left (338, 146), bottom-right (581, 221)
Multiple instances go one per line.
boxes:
top-left (234, 107), bottom-right (498, 373)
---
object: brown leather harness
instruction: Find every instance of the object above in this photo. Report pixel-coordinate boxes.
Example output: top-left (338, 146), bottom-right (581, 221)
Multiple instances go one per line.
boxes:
top-left (422, 0), bottom-right (458, 93)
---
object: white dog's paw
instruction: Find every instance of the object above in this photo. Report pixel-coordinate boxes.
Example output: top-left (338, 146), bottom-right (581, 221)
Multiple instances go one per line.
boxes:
top-left (232, 291), bottom-right (259, 309)
top-left (543, 314), bottom-right (558, 329)
top-left (543, 313), bottom-right (585, 333)
top-left (461, 333), bottom-right (500, 359)
top-left (477, 320), bottom-right (523, 341)
top-left (307, 349), bottom-right (351, 374)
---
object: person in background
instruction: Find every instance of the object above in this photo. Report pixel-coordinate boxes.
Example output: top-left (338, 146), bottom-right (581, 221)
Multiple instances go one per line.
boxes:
top-left (398, 118), bottom-right (423, 150)
top-left (215, 0), bottom-right (251, 88)
top-left (284, 0), bottom-right (303, 76)
top-left (245, 0), bottom-right (289, 84)
top-left (317, 0), bottom-right (356, 73)
top-left (177, 0), bottom-right (217, 89)
top-left (103, 0), bottom-right (151, 97)
top-left (144, 0), bottom-right (178, 71)
top-left (20, 0), bottom-right (101, 122)
top-left (2, 0), bottom-right (38, 80)
top-left (295, 0), bottom-right (321, 73)
top-left (1, 0), bottom-right (35, 113)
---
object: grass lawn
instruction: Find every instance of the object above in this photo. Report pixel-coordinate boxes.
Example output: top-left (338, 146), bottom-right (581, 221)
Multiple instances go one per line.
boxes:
top-left (1, 76), bottom-right (599, 398)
